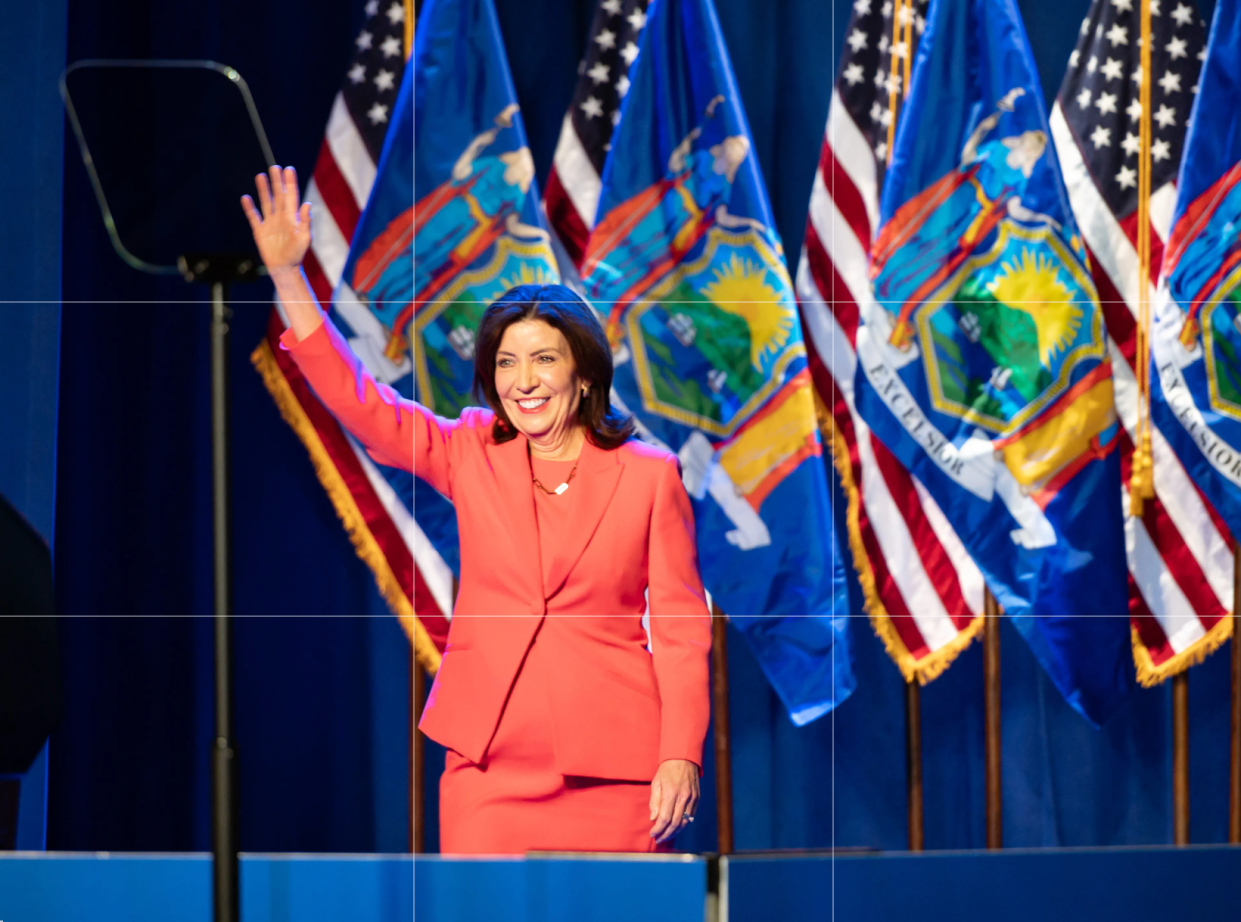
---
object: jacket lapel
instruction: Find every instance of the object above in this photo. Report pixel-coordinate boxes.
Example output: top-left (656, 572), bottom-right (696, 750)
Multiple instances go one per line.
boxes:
top-left (544, 439), bottom-right (623, 599)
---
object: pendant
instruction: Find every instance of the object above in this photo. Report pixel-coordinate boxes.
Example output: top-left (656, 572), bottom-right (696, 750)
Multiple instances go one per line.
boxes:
top-left (554, 482), bottom-right (570, 495)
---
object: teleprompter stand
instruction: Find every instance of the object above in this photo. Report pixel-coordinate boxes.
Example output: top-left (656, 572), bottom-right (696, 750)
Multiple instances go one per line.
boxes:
top-left (61, 60), bottom-right (276, 922)
top-left (179, 252), bottom-right (263, 922)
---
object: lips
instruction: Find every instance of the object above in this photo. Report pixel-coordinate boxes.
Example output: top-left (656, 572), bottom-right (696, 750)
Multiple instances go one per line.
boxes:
top-left (516, 397), bottom-right (550, 413)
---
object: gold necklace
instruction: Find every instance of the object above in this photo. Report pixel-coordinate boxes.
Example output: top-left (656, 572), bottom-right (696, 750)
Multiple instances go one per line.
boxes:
top-left (532, 462), bottom-right (578, 496)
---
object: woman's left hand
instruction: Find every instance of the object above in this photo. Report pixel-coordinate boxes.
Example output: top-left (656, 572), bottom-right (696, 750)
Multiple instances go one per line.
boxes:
top-left (649, 759), bottom-right (700, 844)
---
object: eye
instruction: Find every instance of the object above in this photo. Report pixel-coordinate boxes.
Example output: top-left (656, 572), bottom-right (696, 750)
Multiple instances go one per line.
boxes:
top-left (497, 357), bottom-right (513, 368)
top-left (537, 355), bottom-right (555, 363)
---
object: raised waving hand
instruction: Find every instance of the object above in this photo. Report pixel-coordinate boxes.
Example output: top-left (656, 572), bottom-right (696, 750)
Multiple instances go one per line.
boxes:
top-left (241, 165), bottom-right (312, 273)
top-left (241, 165), bottom-right (322, 340)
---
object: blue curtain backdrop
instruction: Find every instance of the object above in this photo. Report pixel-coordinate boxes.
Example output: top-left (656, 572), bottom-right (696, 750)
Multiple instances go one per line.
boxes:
top-left (0, 1), bottom-right (66, 543)
top-left (0, 0), bottom-right (67, 853)
top-left (49, 0), bottom-right (412, 853)
top-left (47, 0), bottom-right (1232, 855)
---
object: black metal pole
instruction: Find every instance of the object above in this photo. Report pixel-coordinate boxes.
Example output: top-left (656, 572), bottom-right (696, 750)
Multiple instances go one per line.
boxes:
top-left (210, 281), bottom-right (239, 922)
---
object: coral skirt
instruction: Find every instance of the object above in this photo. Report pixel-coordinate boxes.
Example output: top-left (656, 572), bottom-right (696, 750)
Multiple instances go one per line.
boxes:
top-left (438, 625), bottom-right (664, 855)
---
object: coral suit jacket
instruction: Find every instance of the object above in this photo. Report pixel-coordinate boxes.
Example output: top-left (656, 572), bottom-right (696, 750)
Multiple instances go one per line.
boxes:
top-left (282, 318), bottom-right (713, 781)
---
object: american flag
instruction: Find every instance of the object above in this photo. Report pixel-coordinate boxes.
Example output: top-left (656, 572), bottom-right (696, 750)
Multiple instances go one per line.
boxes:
top-left (1050, 0), bottom-right (1232, 685)
top-left (796, 0), bottom-right (987, 684)
top-left (253, 0), bottom-right (453, 671)
top-left (543, 0), bottom-right (649, 267)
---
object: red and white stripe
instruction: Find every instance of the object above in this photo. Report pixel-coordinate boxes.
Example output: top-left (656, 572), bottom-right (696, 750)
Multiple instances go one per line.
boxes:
top-left (261, 82), bottom-right (452, 659)
top-left (1051, 106), bottom-right (1233, 684)
top-left (797, 90), bottom-right (985, 683)
top-left (544, 114), bottom-right (602, 268)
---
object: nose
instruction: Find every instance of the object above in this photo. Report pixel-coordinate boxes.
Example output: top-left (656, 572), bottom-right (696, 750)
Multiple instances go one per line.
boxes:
top-left (517, 360), bottom-right (539, 392)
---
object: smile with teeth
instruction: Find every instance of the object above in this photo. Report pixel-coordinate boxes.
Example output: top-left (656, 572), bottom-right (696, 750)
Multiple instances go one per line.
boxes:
top-left (517, 397), bottom-right (550, 411)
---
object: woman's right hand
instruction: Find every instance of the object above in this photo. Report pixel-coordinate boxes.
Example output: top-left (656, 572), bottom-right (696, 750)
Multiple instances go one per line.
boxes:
top-left (241, 165), bottom-right (312, 277)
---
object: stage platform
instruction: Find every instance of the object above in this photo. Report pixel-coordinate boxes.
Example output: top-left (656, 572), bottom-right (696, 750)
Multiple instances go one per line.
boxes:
top-left (416, 853), bottom-right (708, 922)
top-left (723, 845), bottom-right (1241, 922)
top-left (3, 845), bottom-right (1238, 920)
top-left (0, 852), bottom-right (412, 922)
top-left (416, 845), bottom-right (1241, 922)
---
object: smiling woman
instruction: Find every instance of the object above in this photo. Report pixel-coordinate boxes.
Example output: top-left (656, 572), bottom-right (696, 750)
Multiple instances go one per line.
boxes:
top-left (241, 166), bottom-right (712, 855)
top-left (472, 285), bottom-right (636, 460)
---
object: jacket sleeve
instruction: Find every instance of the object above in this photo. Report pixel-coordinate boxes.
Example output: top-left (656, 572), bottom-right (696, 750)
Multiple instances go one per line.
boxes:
top-left (647, 455), bottom-right (712, 770)
top-left (279, 319), bottom-right (443, 485)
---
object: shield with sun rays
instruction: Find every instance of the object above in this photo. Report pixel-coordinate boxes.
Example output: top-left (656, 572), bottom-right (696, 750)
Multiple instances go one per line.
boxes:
top-left (870, 129), bottom-right (1116, 501)
top-left (909, 224), bottom-right (1112, 496)
top-left (624, 237), bottom-right (802, 437)
top-left (582, 133), bottom-right (819, 514)
top-left (583, 143), bottom-right (809, 432)
top-left (919, 227), bottom-right (1102, 429)
top-left (1162, 163), bottom-right (1241, 424)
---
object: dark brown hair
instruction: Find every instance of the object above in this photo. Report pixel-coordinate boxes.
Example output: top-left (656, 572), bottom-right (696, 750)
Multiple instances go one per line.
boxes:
top-left (473, 284), bottom-right (636, 449)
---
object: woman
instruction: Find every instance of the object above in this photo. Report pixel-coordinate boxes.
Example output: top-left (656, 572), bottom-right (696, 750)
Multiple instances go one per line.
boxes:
top-left (242, 166), bottom-right (712, 853)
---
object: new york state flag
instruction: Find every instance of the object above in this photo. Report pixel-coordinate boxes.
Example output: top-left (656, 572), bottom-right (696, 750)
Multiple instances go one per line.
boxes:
top-left (584, 0), bottom-right (854, 724)
top-left (410, 0), bottom-right (560, 653)
top-left (852, 0), bottom-right (1132, 724)
top-left (1152, 0), bottom-right (1241, 559)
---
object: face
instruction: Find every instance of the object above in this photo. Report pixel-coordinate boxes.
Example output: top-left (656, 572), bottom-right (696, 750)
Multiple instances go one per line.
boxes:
top-left (494, 319), bottom-right (587, 443)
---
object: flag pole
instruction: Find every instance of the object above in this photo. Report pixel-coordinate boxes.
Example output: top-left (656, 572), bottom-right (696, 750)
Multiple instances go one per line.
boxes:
top-left (905, 679), bottom-right (924, 851)
top-left (711, 604), bottom-right (734, 855)
top-left (1173, 671), bottom-right (1190, 844)
top-left (1231, 541), bottom-right (1241, 843)
top-left (984, 589), bottom-right (1002, 849)
top-left (886, 1), bottom-right (926, 854)
top-left (1127, 0), bottom-right (1191, 846)
top-left (1129, 0), bottom-right (1156, 516)
top-left (412, 655), bottom-right (425, 853)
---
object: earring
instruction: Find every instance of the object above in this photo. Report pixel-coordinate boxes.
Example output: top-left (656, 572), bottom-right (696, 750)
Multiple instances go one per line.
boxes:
top-left (582, 386), bottom-right (589, 396)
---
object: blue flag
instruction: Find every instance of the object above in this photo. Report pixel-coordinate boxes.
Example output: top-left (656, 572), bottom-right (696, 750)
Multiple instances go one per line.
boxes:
top-left (411, 0), bottom-right (560, 573)
top-left (1151, 0), bottom-right (1241, 544)
top-left (583, 0), bottom-right (854, 724)
top-left (852, 0), bottom-right (1132, 724)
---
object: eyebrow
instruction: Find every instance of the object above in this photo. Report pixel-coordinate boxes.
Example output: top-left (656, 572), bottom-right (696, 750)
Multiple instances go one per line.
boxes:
top-left (496, 347), bottom-right (563, 357)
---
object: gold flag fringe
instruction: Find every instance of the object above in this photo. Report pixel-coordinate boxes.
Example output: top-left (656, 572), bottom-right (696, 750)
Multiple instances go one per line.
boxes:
top-left (405, 0), bottom-right (414, 59)
top-left (1132, 614), bottom-right (1233, 687)
top-left (1127, 0), bottom-right (1157, 517)
top-left (815, 397), bottom-right (984, 684)
top-left (252, 339), bottom-right (442, 675)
